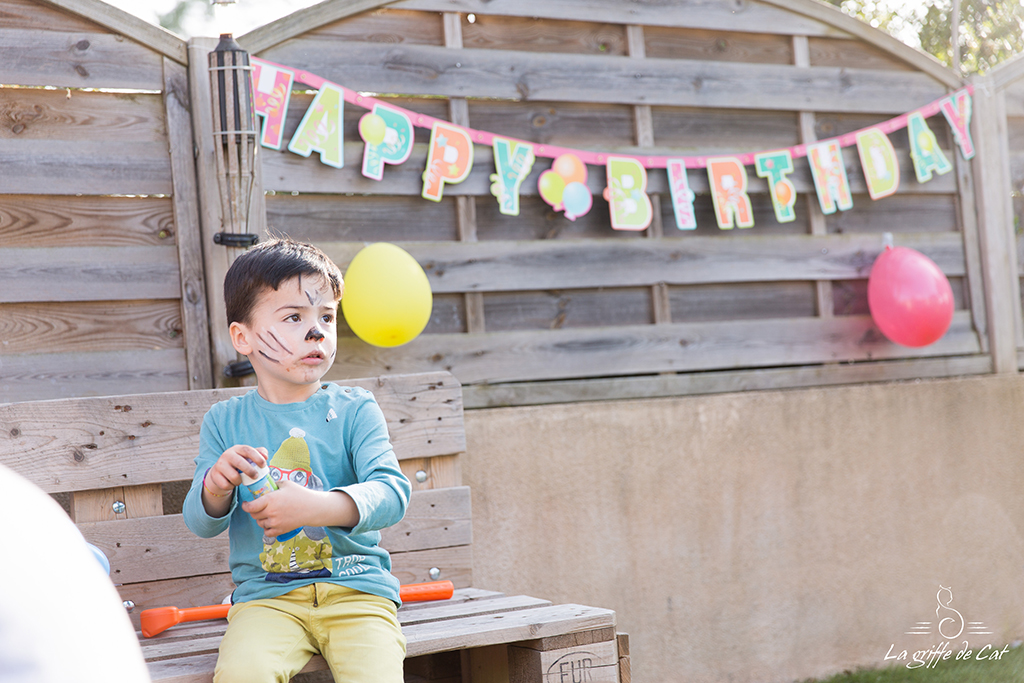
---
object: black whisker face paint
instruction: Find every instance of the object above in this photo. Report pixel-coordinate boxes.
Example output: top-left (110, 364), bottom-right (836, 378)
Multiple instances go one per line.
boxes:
top-left (266, 327), bottom-right (293, 354)
top-left (257, 333), bottom-right (281, 352)
top-left (258, 350), bottom-right (281, 364)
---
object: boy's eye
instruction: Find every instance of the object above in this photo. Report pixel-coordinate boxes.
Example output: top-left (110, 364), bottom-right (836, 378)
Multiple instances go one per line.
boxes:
top-left (285, 313), bottom-right (301, 322)
top-left (321, 313), bottom-right (335, 324)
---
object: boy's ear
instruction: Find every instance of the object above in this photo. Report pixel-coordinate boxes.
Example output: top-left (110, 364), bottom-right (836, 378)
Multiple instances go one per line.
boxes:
top-left (229, 321), bottom-right (254, 356)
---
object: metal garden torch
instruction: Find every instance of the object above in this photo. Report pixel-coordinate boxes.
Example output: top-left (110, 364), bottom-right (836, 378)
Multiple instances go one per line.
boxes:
top-left (208, 33), bottom-right (258, 248)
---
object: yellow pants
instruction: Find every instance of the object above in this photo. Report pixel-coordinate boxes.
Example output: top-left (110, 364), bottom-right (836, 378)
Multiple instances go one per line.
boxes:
top-left (214, 583), bottom-right (406, 683)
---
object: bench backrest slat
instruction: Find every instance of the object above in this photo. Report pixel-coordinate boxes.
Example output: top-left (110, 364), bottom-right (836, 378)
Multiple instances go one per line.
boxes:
top-left (0, 372), bottom-right (464, 494)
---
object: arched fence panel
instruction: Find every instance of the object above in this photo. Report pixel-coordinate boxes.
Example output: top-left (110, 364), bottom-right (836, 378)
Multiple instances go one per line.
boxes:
top-left (0, 0), bottom-right (210, 402)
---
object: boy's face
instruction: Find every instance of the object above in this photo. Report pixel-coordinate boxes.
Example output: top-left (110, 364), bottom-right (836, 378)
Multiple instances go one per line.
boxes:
top-left (230, 275), bottom-right (339, 403)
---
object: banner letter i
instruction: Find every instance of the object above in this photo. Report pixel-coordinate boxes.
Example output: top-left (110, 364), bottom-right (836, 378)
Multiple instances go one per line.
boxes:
top-left (666, 159), bottom-right (697, 230)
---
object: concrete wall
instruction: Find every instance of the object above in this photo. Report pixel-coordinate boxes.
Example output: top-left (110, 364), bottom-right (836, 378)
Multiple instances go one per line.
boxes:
top-left (462, 375), bottom-right (1024, 682)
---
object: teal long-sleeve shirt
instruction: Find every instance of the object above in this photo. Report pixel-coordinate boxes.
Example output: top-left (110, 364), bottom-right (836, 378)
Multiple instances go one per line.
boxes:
top-left (183, 383), bottom-right (411, 605)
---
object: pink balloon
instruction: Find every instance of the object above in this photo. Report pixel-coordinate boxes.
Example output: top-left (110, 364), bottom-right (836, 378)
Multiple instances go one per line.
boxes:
top-left (867, 246), bottom-right (954, 347)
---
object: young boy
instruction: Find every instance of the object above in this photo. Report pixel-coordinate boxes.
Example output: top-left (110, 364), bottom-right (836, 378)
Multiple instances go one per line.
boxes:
top-left (183, 239), bottom-right (411, 683)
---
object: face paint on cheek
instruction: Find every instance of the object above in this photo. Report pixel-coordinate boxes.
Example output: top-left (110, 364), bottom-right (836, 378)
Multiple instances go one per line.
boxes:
top-left (266, 327), bottom-right (293, 355)
top-left (258, 350), bottom-right (281, 364)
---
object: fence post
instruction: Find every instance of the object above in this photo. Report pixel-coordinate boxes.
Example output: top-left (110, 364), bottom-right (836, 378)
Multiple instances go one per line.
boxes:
top-left (187, 36), bottom-right (267, 386)
top-left (970, 74), bottom-right (1021, 374)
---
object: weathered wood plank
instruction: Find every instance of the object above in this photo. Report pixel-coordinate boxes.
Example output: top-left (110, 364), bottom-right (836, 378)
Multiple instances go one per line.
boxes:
top-left (462, 14), bottom-right (627, 56)
top-left (0, 0), bottom-right (100, 32)
top-left (307, 7), bottom-right (443, 45)
top-left (382, 486), bottom-right (472, 553)
top-left (390, 544), bottom-right (473, 588)
top-left (318, 233), bottom-right (966, 293)
top-left (0, 28), bottom-right (165, 90)
top-left (0, 300), bottom-right (184, 355)
top-left (392, 0), bottom-right (847, 37)
top-left (0, 140), bottom-right (172, 195)
top-left (79, 488), bottom-right (470, 584)
top-left (36, 0), bottom-right (188, 65)
top-left (163, 56), bottom-right (211, 390)
top-left (0, 246), bottom-right (181, 303)
top-left (398, 594), bottom-right (550, 627)
top-left (0, 195), bottom-right (175, 247)
top-left (644, 25), bottom-right (792, 64)
top-left (265, 193), bottom-right (458, 243)
top-left (461, 355), bottom-right (993, 408)
top-left (808, 36), bottom-right (916, 71)
top-left (483, 288), bottom-right (655, 332)
top-left (0, 87), bottom-right (167, 142)
top-left (670, 282), bottom-right (816, 322)
top-left (256, 41), bottom-right (947, 113)
top-left (185, 36), bottom-right (239, 385)
top-left (0, 348), bottom-right (189, 403)
top-left (651, 105), bottom-right (799, 152)
top-left (328, 311), bottom-right (980, 384)
top-left (468, 100), bottom-right (636, 148)
top-left (0, 372), bottom-right (464, 493)
top-left (403, 603), bottom-right (615, 657)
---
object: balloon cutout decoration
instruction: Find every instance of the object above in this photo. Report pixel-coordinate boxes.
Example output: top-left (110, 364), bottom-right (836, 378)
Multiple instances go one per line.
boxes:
top-left (538, 153), bottom-right (592, 221)
top-left (867, 245), bottom-right (954, 347)
top-left (342, 243), bottom-right (433, 348)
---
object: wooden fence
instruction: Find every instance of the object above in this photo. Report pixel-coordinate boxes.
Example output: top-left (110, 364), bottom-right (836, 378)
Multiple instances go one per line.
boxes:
top-left (236, 0), bottom-right (997, 408)
top-left (0, 0), bottom-right (210, 402)
top-left (3, 0), bottom-right (1020, 408)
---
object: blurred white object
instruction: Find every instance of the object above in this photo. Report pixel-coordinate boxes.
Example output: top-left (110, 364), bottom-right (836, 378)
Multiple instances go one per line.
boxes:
top-left (0, 464), bottom-right (151, 683)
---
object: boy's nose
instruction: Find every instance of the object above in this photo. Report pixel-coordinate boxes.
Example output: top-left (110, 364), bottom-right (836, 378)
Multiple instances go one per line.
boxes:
top-left (305, 327), bottom-right (325, 342)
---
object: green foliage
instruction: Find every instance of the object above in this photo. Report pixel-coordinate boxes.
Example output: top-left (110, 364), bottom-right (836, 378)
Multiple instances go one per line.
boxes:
top-left (822, 0), bottom-right (1024, 76)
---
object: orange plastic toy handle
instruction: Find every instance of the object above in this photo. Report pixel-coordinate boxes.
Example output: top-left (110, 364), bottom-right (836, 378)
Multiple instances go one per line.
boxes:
top-left (140, 580), bottom-right (454, 638)
top-left (400, 580), bottom-right (454, 603)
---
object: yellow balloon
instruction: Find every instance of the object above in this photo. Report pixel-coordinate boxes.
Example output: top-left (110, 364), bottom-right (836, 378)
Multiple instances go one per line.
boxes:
top-left (342, 243), bottom-right (432, 347)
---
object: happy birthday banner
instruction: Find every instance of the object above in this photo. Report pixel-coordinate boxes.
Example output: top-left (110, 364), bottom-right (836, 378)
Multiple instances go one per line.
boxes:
top-left (250, 56), bottom-right (976, 232)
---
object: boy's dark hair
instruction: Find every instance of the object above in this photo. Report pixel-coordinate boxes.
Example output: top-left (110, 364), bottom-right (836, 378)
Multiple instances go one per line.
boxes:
top-left (224, 238), bottom-right (343, 326)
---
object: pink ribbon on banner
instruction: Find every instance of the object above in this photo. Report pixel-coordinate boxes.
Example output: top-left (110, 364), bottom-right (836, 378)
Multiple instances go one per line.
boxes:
top-left (260, 58), bottom-right (973, 171)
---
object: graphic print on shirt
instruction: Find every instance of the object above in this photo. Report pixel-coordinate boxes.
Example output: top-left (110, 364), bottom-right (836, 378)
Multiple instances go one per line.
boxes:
top-left (258, 426), bottom-right (373, 582)
top-left (259, 427), bottom-right (335, 582)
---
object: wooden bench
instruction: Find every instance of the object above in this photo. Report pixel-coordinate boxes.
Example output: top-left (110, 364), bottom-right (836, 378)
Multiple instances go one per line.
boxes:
top-left (0, 371), bottom-right (625, 683)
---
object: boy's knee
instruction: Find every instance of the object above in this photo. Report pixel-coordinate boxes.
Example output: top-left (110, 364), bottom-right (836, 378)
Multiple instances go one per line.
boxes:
top-left (214, 650), bottom-right (291, 683)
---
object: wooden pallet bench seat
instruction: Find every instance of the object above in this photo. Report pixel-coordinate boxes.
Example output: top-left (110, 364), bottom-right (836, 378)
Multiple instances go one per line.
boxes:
top-left (0, 371), bottom-right (624, 683)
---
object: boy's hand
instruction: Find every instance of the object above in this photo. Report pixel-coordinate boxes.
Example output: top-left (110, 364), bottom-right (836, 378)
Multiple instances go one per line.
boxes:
top-left (206, 445), bottom-right (268, 496)
top-left (242, 479), bottom-right (312, 538)
top-left (242, 481), bottom-right (360, 537)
